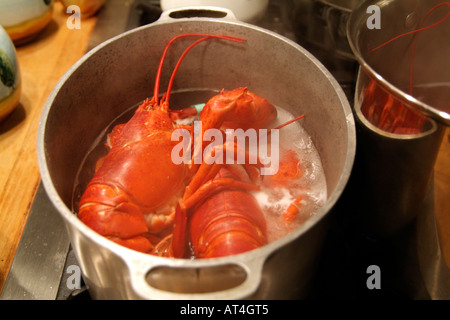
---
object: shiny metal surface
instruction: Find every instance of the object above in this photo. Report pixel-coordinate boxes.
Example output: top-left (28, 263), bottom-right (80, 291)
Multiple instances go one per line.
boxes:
top-left (350, 68), bottom-right (445, 238)
top-left (37, 8), bottom-right (355, 299)
top-left (347, 0), bottom-right (450, 125)
top-left (416, 184), bottom-right (450, 299)
top-left (0, 185), bottom-right (70, 300)
top-left (318, 0), bottom-right (359, 11)
top-left (347, 0), bottom-right (449, 237)
top-left (86, 0), bottom-right (135, 51)
top-left (292, 0), bottom-right (358, 60)
top-left (346, 0), bottom-right (449, 298)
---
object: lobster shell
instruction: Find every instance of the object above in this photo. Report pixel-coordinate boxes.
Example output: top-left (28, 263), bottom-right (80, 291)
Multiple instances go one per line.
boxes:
top-left (189, 167), bottom-right (267, 258)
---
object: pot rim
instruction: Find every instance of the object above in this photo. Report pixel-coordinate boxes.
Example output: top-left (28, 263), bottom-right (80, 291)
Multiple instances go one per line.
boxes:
top-left (346, 0), bottom-right (450, 126)
top-left (37, 15), bottom-right (356, 298)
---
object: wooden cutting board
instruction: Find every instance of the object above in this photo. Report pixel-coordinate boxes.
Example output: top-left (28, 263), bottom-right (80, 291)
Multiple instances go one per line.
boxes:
top-left (0, 2), bottom-right (97, 293)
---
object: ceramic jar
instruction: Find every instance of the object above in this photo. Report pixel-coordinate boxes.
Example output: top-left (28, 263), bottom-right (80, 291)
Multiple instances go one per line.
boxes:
top-left (60, 0), bottom-right (105, 18)
top-left (0, 26), bottom-right (20, 122)
top-left (0, 0), bottom-right (54, 45)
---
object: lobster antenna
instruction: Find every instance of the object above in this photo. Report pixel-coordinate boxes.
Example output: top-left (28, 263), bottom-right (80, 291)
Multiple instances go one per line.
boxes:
top-left (162, 35), bottom-right (246, 106)
top-left (161, 36), bottom-right (211, 107)
top-left (369, 2), bottom-right (450, 53)
top-left (408, 2), bottom-right (450, 94)
top-left (274, 114), bottom-right (306, 130)
top-left (267, 114), bottom-right (305, 138)
top-left (154, 34), bottom-right (187, 106)
top-left (153, 33), bottom-right (246, 106)
top-left (368, 2), bottom-right (450, 95)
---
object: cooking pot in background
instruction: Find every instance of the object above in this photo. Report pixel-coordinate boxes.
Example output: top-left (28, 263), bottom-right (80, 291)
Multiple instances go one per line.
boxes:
top-left (347, 0), bottom-right (449, 298)
top-left (347, 0), bottom-right (449, 238)
top-left (37, 7), bottom-right (355, 299)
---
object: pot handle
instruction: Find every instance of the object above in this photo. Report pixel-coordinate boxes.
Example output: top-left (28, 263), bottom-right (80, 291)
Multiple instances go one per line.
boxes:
top-left (127, 256), bottom-right (266, 300)
top-left (157, 6), bottom-right (239, 23)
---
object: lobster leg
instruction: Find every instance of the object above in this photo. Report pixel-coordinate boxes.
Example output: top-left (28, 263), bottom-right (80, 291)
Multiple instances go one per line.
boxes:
top-left (152, 203), bottom-right (186, 257)
top-left (185, 140), bottom-right (263, 199)
top-left (169, 105), bottom-right (200, 122)
top-left (183, 176), bottom-right (261, 210)
top-left (262, 149), bottom-right (306, 225)
top-left (151, 138), bottom-right (263, 257)
top-left (159, 138), bottom-right (266, 258)
top-left (109, 235), bottom-right (158, 253)
top-left (282, 195), bottom-right (304, 222)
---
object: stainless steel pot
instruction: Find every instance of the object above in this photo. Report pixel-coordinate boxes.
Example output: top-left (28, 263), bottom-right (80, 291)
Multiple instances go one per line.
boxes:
top-left (347, 0), bottom-right (449, 238)
top-left (347, 0), bottom-right (449, 299)
top-left (37, 7), bottom-right (356, 299)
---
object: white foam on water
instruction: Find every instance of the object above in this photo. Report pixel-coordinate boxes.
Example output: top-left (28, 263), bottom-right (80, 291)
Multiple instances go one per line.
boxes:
top-left (254, 107), bottom-right (328, 242)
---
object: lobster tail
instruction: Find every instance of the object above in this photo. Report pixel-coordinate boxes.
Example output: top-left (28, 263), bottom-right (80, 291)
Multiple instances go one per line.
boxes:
top-left (190, 188), bottom-right (267, 258)
top-left (185, 167), bottom-right (267, 258)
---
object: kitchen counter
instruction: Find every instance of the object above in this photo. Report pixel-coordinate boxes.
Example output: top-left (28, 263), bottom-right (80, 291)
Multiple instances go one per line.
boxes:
top-left (0, 0), bottom-right (448, 297)
top-left (0, 2), bottom-right (97, 293)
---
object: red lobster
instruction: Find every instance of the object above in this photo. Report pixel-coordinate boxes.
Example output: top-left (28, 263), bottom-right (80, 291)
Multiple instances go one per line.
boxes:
top-left (166, 123), bottom-right (307, 259)
top-left (360, 79), bottom-right (427, 134)
top-left (188, 167), bottom-right (267, 258)
top-left (78, 33), bottom-right (280, 256)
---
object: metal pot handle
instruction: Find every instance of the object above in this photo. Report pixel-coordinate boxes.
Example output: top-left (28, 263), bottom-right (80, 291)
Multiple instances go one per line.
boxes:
top-left (157, 6), bottom-right (239, 22)
top-left (127, 4), bottom-right (258, 300)
top-left (127, 256), bottom-right (265, 299)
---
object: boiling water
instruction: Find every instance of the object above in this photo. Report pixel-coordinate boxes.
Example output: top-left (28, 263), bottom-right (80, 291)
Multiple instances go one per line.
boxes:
top-left (72, 89), bottom-right (327, 250)
top-left (255, 107), bottom-right (327, 243)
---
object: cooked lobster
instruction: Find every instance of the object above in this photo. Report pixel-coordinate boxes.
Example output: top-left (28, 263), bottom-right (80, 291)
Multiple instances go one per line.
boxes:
top-left (77, 33), bottom-right (283, 256)
top-left (162, 118), bottom-right (307, 258)
top-left (360, 79), bottom-right (427, 134)
top-left (188, 167), bottom-right (268, 258)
